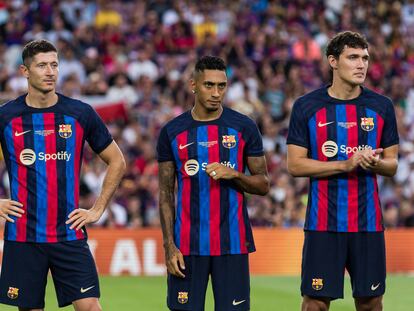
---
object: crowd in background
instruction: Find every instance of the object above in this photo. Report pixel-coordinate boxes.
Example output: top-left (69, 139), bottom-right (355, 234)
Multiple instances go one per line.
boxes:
top-left (0, 0), bottom-right (414, 229)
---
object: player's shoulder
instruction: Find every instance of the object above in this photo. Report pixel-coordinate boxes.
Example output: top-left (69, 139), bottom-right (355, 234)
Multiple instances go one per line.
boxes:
top-left (160, 110), bottom-right (193, 137)
top-left (361, 87), bottom-right (393, 106)
top-left (58, 93), bottom-right (95, 113)
top-left (0, 94), bottom-right (24, 111)
top-left (291, 87), bottom-right (328, 118)
top-left (222, 106), bottom-right (257, 129)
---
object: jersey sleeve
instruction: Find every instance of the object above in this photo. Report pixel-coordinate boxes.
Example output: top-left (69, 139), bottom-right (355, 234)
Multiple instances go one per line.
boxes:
top-left (286, 99), bottom-right (309, 148)
top-left (85, 106), bottom-right (113, 154)
top-left (157, 125), bottom-right (174, 162)
top-left (244, 119), bottom-right (264, 157)
top-left (380, 101), bottom-right (399, 148)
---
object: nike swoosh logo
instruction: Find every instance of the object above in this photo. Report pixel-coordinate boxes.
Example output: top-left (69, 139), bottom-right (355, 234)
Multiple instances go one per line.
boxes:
top-left (179, 142), bottom-right (194, 150)
top-left (318, 121), bottom-right (334, 127)
top-left (14, 130), bottom-right (32, 137)
top-left (232, 299), bottom-right (246, 306)
top-left (80, 286), bottom-right (95, 293)
top-left (371, 283), bottom-right (380, 291)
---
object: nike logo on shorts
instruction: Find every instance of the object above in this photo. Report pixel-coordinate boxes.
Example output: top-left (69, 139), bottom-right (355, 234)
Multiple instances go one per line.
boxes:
top-left (232, 299), bottom-right (246, 306)
top-left (80, 285), bottom-right (95, 293)
top-left (179, 142), bottom-right (194, 150)
top-left (371, 283), bottom-right (380, 291)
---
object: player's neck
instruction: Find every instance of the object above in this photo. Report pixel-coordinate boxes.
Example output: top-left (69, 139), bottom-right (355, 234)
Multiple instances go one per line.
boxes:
top-left (26, 89), bottom-right (58, 108)
top-left (191, 105), bottom-right (223, 121)
top-left (328, 80), bottom-right (362, 100)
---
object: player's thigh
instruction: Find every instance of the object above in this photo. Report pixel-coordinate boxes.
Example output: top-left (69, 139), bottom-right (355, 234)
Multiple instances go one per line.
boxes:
top-left (167, 255), bottom-right (210, 311)
top-left (301, 231), bottom-right (347, 300)
top-left (48, 239), bottom-right (100, 308)
top-left (347, 232), bottom-right (386, 298)
top-left (211, 254), bottom-right (250, 311)
top-left (0, 241), bottom-right (49, 309)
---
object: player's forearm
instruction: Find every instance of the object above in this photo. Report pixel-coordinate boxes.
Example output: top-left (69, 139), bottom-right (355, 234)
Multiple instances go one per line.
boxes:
top-left (92, 158), bottom-right (126, 214)
top-left (232, 172), bottom-right (270, 195)
top-left (367, 158), bottom-right (398, 177)
top-left (287, 158), bottom-right (348, 178)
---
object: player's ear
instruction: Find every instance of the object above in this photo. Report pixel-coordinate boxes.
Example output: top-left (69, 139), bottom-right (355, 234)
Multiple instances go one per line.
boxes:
top-left (189, 78), bottom-right (196, 94)
top-left (20, 64), bottom-right (29, 79)
top-left (327, 55), bottom-right (338, 70)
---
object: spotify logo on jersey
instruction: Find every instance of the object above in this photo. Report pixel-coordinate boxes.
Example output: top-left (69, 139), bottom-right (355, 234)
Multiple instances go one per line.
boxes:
top-left (20, 148), bottom-right (36, 165)
top-left (184, 159), bottom-right (199, 176)
top-left (321, 141), bottom-right (338, 158)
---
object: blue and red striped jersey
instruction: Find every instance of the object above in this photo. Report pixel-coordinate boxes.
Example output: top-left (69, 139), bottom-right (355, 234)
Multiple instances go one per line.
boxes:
top-left (157, 107), bottom-right (264, 256)
top-left (0, 94), bottom-right (113, 243)
top-left (287, 86), bottom-right (399, 232)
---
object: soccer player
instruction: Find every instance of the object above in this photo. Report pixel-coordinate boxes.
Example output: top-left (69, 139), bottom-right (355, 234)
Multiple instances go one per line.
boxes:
top-left (0, 40), bottom-right (125, 311)
top-left (157, 56), bottom-right (269, 311)
top-left (287, 31), bottom-right (399, 311)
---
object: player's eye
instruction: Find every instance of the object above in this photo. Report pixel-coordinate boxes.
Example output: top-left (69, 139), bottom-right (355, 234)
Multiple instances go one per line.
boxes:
top-left (218, 83), bottom-right (226, 89)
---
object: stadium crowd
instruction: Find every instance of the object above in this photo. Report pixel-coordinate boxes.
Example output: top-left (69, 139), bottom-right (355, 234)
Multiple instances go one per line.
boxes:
top-left (0, 0), bottom-right (414, 229)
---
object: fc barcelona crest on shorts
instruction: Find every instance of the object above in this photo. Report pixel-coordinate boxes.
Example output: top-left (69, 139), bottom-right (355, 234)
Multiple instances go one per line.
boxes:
top-left (7, 287), bottom-right (19, 299)
top-left (222, 135), bottom-right (236, 149)
top-left (59, 124), bottom-right (72, 138)
top-left (360, 117), bottom-right (374, 131)
top-left (312, 278), bottom-right (323, 291)
top-left (178, 291), bottom-right (188, 304)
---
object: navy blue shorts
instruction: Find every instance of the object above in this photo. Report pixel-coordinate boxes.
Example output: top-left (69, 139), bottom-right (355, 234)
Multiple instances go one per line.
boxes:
top-left (167, 254), bottom-right (250, 311)
top-left (301, 231), bottom-right (386, 299)
top-left (0, 239), bottom-right (100, 309)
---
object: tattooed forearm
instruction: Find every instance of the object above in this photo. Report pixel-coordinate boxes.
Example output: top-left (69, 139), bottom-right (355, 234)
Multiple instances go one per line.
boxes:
top-left (232, 156), bottom-right (270, 195)
top-left (158, 161), bottom-right (177, 247)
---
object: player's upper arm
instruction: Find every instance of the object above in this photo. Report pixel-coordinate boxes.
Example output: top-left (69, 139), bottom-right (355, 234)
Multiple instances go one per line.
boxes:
top-left (287, 144), bottom-right (309, 176)
top-left (246, 155), bottom-right (268, 176)
top-left (98, 140), bottom-right (125, 168)
top-left (382, 144), bottom-right (398, 160)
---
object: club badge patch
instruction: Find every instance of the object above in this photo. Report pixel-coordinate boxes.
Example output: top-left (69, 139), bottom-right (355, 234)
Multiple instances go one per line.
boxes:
top-left (7, 287), bottom-right (19, 299)
top-left (178, 291), bottom-right (188, 304)
top-left (312, 278), bottom-right (323, 291)
top-left (360, 117), bottom-right (374, 131)
top-left (222, 135), bottom-right (236, 149)
top-left (59, 124), bottom-right (72, 138)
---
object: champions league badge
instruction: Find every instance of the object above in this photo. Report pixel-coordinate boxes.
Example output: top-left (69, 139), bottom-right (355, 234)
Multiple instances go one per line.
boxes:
top-left (312, 278), bottom-right (323, 291)
top-left (360, 117), bottom-right (374, 131)
top-left (178, 291), bottom-right (188, 304)
top-left (222, 135), bottom-right (236, 149)
top-left (7, 287), bottom-right (19, 299)
top-left (59, 124), bottom-right (72, 138)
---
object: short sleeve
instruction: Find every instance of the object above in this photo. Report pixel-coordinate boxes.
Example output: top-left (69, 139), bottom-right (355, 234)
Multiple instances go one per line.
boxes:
top-left (244, 119), bottom-right (264, 157)
top-left (85, 106), bottom-right (113, 154)
top-left (157, 125), bottom-right (174, 162)
top-left (380, 101), bottom-right (399, 148)
top-left (286, 99), bottom-right (310, 148)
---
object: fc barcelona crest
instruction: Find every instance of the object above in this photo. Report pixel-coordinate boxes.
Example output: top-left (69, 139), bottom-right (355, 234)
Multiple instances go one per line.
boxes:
top-left (59, 124), bottom-right (72, 138)
top-left (178, 291), bottom-right (188, 304)
top-left (222, 135), bottom-right (236, 149)
top-left (360, 117), bottom-right (374, 132)
top-left (312, 278), bottom-right (323, 291)
top-left (7, 287), bottom-right (19, 299)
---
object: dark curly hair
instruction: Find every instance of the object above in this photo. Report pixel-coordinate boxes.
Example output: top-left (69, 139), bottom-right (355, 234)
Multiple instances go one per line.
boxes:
top-left (326, 31), bottom-right (368, 59)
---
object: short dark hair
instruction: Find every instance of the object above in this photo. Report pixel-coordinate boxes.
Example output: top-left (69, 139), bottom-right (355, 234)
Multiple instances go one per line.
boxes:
top-left (194, 56), bottom-right (226, 73)
top-left (22, 39), bottom-right (58, 66)
top-left (325, 31), bottom-right (368, 59)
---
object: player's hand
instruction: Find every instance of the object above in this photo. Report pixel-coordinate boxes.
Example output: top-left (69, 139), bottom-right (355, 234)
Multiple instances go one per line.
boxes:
top-left (205, 162), bottom-right (238, 180)
top-left (164, 242), bottom-right (186, 278)
top-left (343, 153), bottom-right (362, 172)
top-left (360, 148), bottom-right (383, 171)
top-left (66, 207), bottom-right (103, 230)
top-left (0, 199), bottom-right (24, 223)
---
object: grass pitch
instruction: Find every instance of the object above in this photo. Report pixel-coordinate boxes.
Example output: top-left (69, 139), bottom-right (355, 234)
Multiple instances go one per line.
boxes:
top-left (0, 275), bottom-right (413, 310)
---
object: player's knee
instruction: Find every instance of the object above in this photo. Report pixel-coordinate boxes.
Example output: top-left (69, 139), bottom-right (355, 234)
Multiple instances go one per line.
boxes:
top-left (302, 296), bottom-right (330, 311)
top-left (73, 298), bottom-right (102, 311)
top-left (355, 296), bottom-right (383, 311)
